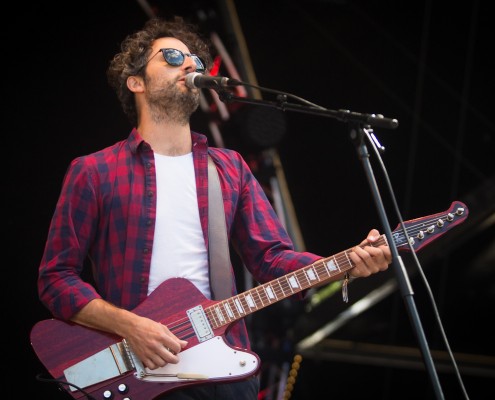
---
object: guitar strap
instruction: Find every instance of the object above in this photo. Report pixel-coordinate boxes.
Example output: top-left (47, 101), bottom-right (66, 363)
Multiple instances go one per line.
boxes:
top-left (207, 155), bottom-right (232, 300)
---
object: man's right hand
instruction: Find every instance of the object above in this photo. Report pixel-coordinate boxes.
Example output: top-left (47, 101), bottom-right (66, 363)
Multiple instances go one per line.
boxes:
top-left (70, 298), bottom-right (188, 369)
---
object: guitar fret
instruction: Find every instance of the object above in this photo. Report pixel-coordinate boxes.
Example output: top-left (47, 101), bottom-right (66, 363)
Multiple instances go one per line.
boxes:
top-left (323, 259), bottom-right (332, 277)
top-left (204, 308), bottom-right (217, 329)
top-left (224, 301), bottom-right (235, 319)
top-left (261, 286), bottom-right (269, 303)
top-left (288, 274), bottom-right (300, 290)
top-left (260, 287), bottom-right (269, 305)
top-left (234, 297), bottom-right (245, 315)
top-left (278, 277), bottom-right (288, 297)
top-left (207, 308), bottom-right (218, 328)
top-left (265, 284), bottom-right (276, 301)
top-left (223, 302), bottom-right (233, 320)
top-left (242, 293), bottom-right (252, 311)
top-left (235, 298), bottom-right (244, 317)
top-left (315, 263), bottom-right (323, 281)
top-left (284, 276), bottom-right (293, 295)
top-left (245, 293), bottom-right (256, 308)
top-left (295, 271), bottom-right (304, 289)
top-left (222, 303), bottom-right (231, 321)
top-left (276, 281), bottom-right (284, 299)
top-left (229, 299), bottom-right (241, 319)
top-left (344, 251), bottom-right (352, 269)
top-left (283, 277), bottom-right (292, 295)
top-left (308, 268), bottom-right (315, 285)
top-left (304, 266), bottom-right (316, 283)
top-left (324, 257), bottom-right (339, 275)
top-left (296, 269), bottom-right (308, 289)
top-left (254, 287), bottom-right (265, 307)
top-left (214, 305), bottom-right (226, 323)
top-left (242, 293), bottom-right (253, 310)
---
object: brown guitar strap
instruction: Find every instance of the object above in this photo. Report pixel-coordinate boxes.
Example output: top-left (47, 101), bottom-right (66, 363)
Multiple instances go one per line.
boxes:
top-left (207, 155), bottom-right (232, 300)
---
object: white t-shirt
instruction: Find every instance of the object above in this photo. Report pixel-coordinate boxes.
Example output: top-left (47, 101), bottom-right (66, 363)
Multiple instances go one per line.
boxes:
top-left (148, 152), bottom-right (211, 298)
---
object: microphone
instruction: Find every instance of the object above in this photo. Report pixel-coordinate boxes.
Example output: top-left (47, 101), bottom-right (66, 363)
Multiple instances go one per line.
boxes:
top-left (185, 72), bottom-right (242, 90)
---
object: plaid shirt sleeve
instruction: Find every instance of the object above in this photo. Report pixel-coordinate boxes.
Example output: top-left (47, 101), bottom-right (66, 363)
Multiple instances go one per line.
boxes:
top-left (38, 155), bottom-right (103, 320)
top-left (38, 130), bottom-right (153, 320)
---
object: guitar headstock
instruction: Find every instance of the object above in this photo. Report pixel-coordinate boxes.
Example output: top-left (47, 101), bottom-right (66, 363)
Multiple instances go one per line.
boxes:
top-left (392, 201), bottom-right (468, 252)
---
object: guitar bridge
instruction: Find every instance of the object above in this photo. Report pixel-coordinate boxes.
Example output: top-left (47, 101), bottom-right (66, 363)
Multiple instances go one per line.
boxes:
top-left (64, 341), bottom-right (136, 391)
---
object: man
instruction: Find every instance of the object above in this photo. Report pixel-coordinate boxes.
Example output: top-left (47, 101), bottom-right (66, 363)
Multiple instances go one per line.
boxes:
top-left (37, 16), bottom-right (391, 399)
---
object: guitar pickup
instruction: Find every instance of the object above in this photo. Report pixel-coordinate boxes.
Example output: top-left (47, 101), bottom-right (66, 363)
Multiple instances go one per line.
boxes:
top-left (187, 305), bottom-right (214, 342)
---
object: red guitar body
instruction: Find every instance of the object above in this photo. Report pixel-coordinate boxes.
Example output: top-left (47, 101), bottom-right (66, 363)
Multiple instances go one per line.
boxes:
top-left (31, 278), bottom-right (260, 399)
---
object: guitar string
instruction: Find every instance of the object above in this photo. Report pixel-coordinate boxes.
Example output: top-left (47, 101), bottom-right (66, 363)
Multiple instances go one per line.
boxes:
top-left (194, 220), bottom-right (457, 336)
top-left (169, 210), bottom-right (464, 336)
top-left (200, 211), bottom-right (448, 319)
top-left (165, 208), bottom-right (465, 340)
top-left (202, 209), bottom-right (461, 324)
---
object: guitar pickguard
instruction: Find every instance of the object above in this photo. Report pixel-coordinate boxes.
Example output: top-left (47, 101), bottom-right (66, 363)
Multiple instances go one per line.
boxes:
top-left (137, 336), bottom-right (259, 382)
top-left (63, 335), bottom-right (258, 396)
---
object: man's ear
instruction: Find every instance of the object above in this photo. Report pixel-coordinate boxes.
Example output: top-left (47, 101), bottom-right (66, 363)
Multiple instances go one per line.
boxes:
top-left (127, 75), bottom-right (144, 93)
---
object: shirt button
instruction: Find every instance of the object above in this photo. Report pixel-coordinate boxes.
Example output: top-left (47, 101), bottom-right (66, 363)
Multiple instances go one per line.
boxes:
top-left (146, 219), bottom-right (152, 226)
top-left (147, 191), bottom-right (153, 197)
top-left (140, 277), bottom-right (145, 283)
top-left (146, 162), bottom-right (152, 169)
top-left (143, 248), bottom-right (149, 254)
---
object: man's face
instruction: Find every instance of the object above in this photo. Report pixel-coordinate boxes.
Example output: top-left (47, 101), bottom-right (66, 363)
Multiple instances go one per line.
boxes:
top-left (142, 37), bottom-right (201, 124)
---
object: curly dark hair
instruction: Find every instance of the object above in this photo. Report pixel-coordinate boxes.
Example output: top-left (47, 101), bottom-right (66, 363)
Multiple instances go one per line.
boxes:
top-left (107, 16), bottom-right (213, 127)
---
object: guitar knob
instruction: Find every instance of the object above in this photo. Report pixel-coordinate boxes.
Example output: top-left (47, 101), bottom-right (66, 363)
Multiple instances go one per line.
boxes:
top-left (118, 383), bottom-right (129, 394)
top-left (102, 389), bottom-right (114, 399)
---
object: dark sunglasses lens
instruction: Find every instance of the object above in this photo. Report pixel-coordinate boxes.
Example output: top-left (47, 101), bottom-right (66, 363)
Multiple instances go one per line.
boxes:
top-left (191, 55), bottom-right (206, 73)
top-left (162, 49), bottom-right (185, 66)
top-left (161, 49), bottom-right (205, 72)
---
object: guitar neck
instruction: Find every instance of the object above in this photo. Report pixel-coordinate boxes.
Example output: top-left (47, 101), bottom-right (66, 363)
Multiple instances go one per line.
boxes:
top-left (204, 236), bottom-right (388, 329)
top-left (204, 198), bottom-right (468, 329)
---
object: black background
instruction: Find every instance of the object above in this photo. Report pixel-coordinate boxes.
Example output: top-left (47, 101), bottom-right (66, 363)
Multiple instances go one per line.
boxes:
top-left (9, 1), bottom-right (494, 399)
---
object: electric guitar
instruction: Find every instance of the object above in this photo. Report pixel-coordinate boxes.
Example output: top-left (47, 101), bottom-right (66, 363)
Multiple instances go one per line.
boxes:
top-left (31, 201), bottom-right (468, 399)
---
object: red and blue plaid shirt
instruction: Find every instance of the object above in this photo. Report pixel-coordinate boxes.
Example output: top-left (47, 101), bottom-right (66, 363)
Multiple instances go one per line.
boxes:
top-left (38, 128), bottom-right (321, 349)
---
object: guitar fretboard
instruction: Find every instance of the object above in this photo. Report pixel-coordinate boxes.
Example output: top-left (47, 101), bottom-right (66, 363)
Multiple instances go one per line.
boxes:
top-left (204, 236), bottom-right (387, 329)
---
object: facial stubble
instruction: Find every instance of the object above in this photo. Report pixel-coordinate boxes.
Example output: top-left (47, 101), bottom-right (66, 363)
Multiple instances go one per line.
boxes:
top-left (145, 77), bottom-right (200, 125)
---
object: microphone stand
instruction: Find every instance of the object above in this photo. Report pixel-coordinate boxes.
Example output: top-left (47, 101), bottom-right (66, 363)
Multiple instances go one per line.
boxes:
top-left (217, 90), bottom-right (445, 399)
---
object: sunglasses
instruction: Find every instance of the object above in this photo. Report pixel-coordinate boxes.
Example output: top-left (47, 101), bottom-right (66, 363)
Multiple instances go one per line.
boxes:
top-left (146, 48), bottom-right (206, 73)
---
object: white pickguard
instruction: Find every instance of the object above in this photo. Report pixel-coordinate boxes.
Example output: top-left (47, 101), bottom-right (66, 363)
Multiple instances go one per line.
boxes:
top-left (137, 336), bottom-right (259, 382)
